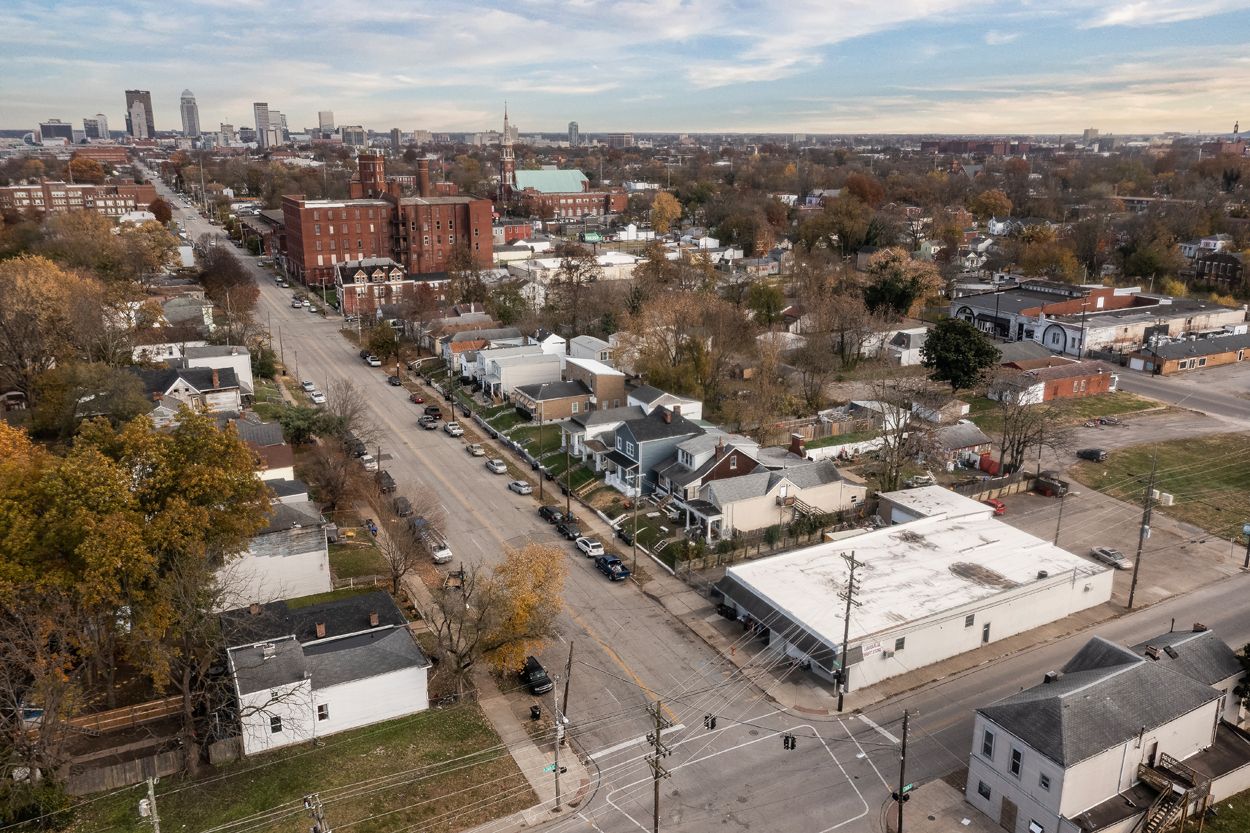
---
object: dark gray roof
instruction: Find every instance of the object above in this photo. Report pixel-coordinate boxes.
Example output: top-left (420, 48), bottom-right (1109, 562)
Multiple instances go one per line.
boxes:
top-left (933, 423), bottom-right (992, 450)
top-left (996, 340), bottom-right (1056, 363)
top-left (233, 419), bottom-right (285, 447)
top-left (1023, 360), bottom-right (1119, 382)
top-left (256, 501), bottom-right (321, 534)
top-left (230, 637), bottom-right (305, 695)
top-left (571, 405), bottom-right (646, 429)
top-left (447, 327), bottom-right (522, 344)
top-left (621, 407), bottom-right (703, 443)
top-left (1128, 629), bottom-right (1244, 686)
top-left (303, 627), bottom-right (428, 690)
top-left (266, 478), bottom-right (309, 499)
top-left (629, 384), bottom-right (666, 404)
top-left (221, 590), bottom-right (406, 646)
top-left (1140, 333), bottom-right (1250, 360)
top-left (514, 380), bottom-right (591, 402)
top-left (127, 365), bottom-right (240, 395)
top-left (978, 636), bottom-right (1222, 767)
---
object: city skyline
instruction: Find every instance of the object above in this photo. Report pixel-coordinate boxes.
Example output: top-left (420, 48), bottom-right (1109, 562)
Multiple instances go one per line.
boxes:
top-left (1, 1), bottom-right (1248, 135)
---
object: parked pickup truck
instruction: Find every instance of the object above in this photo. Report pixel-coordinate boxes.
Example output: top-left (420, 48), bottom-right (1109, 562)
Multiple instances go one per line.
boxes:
top-left (595, 555), bottom-right (631, 581)
top-left (375, 470), bottom-right (396, 493)
top-left (412, 517), bottom-right (453, 563)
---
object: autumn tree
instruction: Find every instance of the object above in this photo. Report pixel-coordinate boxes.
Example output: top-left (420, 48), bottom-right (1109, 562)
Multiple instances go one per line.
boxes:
top-left (920, 317), bottom-right (1001, 394)
top-left (447, 241), bottom-right (488, 305)
top-left (66, 156), bottom-right (106, 185)
top-left (149, 197), bottom-right (173, 225)
top-left (429, 541), bottom-right (567, 696)
top-left (650, 191), bottom-right (681, 234)
top-left (799, 196), bottom-right (870, 258)
top-left (862, 248), bottom-right (942, 319)
top-left (971, 189), bottom-right (1012, 220)
top-left (367, 320), bottom-right (400, 365)
top-left (33, 363), bottom-right (150, 440)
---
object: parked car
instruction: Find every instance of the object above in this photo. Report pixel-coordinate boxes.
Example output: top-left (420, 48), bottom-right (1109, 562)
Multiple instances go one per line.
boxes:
top-left (595, 555), bottom-right (631, 581)
top-left (302, 299), bottom-right (311, 307)
top-left (388, 376), bottom-right (402, 386)
top-left (359, 348), bottom-right (371, 359)
top-left (575, 537), bottom-right (604, 557)
top-left (423, 405), bottom-right (443, 420)
top-left (1097, 416), bottom-right (1121, 425)
top-left (509, 480), bottom-right (533, 495)
top-left (393, 495), bottom-right (413, 517)
top-left (359, 454), bottom-right (378, 472)
top-left (485, 458), bottom-right (507, 474)
top-left (366, 356), bottom-right (381, 367)
top-left (981, 499), bottom-right (1006, 515)
top-left (519, 656), bottom-right (553, 695)
top-left (308, 391), bottom-right (326, 405)
top-left (301, 380), bottom-right (315, 392)
top-left (1090, 546), bottom-right (1131, 569)
top-left (555, 521), bottom-right (582, 540)
top-left (539, 506), bottom-right (564, 524)
top-left (1077, 448), bottom-right (1108, 461)
top-left (443, 422), bottom-right (463, 437)
top-left (466, 443), bottom-right (486, 457)
top-left (409, 393), bottom-right (425, 404)
top-left (419, 416), bottom-right (438, 430)
top-left (343, 314), bottom-right (355, 322)
top-left (291, 299), bottom-right (303, 308)
top-left (375, 470), bottom-right (396, 493)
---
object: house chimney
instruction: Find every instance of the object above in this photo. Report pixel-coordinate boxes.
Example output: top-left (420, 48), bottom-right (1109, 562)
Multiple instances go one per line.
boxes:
top-left (369, 611), bottom-right (379, 627)
top-left (1193, 622), bottom-right (1208, 632)
top-left (664, 409), bottom-right (671, 424)
top-left (152, 392), bottom-right (163, 402)
top-left (1043, 671), bottom-right (1058, 684)
top-left (249, 602), bottom-right (260, 615)
top-left (417, 159), bottom-right (430, 198)
top-left (315, 621), bottom-right (326, 638)
top-left (231, 347), bottom-right (238, 356)
top-left (788, 433), bottom-right (806, 458)
top-left (716, 437), bottom-right (726, 460)
top-left (211, 368), bottom-right (220, 388)
top-left (671, 404), bottom-right (680, 415)
top-left (1144, 646), bottom-right (1160, 661)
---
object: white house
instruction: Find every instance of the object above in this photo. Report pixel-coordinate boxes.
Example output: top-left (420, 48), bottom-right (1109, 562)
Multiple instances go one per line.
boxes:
top-left (528, 328), bottom-right (568, 357)
top-left (222, 591), bottom-right (430, 756)
top-left (568, 335), bottom-right (613, 365)
top-left (966, 628), bottom-right (1250, 833)
top-left (627, 384), bottom-right (703, 421)
top-left (175, 345), bottom-right (254, 396)
top-left (223, 500), bottom-right (331, 603)
top-left (715, 489), bottom-right (1113, 691)
top-left (486, 353), bottom-right (562, 399)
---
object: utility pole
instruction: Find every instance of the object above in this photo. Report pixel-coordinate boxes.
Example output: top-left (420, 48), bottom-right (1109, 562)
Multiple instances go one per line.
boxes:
top-left (836, 551), bottom-right (863, 712)
top-left (1243, 524), bottom-right (1250, 570)
top-left (646, 700), bottom-right (672, 833)
top-left (551, 680), bottom-right (564, 811)
top-left (143, 777), bottom-right (160, 833)
top-left (304, 793), bottom-right (331, 833)
top-left (538, 402), bottom-right (544, 501)
top-left (561, 642), bottom-right (574, 722)
top-left (1053, 490), bottom-right (1066, 547)
top-left (1127, 455), bottom-right (1157, 610)
top-left (565, 440), bottom-right (571, 515)
top-left (632, 493), bottom-right (639, 574)
top-left (894, 712), bottom-right (912, 833)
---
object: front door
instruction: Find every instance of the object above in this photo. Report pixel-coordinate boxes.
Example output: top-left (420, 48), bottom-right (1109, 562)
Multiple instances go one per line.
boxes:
top-left (983, 623), bottom-right (991, 643)
top-left (999, 797), bottom-right (1018, 832)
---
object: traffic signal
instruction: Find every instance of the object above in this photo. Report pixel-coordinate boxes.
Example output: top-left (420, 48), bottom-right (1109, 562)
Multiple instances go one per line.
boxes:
top-left (782, 733), bottom-right (796, 750)
top-left (704, 714), bottom-right (717, 730)
top-left (891, 792), bottom-right (910, 802)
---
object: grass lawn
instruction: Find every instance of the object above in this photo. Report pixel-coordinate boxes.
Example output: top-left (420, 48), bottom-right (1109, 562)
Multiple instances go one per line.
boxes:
top-left (1071, 432), bottom-right (1250, 539)
top-left (252, 402), bottom-right (284, 423)
top-left (510, 425), bottom-right (563, 457)
top-left (286, 586), bottom-right (379, 608)
top-left (488, 410), bottom-right (531, 432)
top-left (970, 391), bottom-right (1158, 433)
top-left (480, 403), bottom-right (513, 420)
top-left (806, 429), bottom-right (880, 450)
top-left (1181, 786), bottom-right (1250, 833)
top-left (74, 705), bottom-right (534, 833)
top-left (329, 542), bottom-right (386, 579)
top-left (567, 467), bottom-right (599, 492)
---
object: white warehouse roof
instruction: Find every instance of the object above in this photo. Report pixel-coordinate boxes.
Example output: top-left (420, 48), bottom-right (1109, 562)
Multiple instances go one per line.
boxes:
top-left (880, 485), bottom-right (992, 519)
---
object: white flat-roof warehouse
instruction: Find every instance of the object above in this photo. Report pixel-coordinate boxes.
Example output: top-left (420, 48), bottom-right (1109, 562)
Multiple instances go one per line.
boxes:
top-left (716, 488), bottom-right (1113, 692)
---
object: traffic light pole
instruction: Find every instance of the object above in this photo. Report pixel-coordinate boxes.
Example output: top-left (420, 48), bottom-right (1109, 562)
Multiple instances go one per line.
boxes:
top-left (896, 711), bottom-right (910, 833)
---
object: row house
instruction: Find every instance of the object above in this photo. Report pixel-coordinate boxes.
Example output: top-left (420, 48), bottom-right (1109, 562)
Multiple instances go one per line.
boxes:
top-left (335, 258), bottom-right (416, 317)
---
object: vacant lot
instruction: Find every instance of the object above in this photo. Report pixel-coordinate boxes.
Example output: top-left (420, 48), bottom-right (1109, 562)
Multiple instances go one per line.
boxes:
top-left (969, 390), bottom-right (1159, 433)
top-left (74, 706), bottom-right (535, 833)
top-left (1071, 432), bottom-right (1250, 540)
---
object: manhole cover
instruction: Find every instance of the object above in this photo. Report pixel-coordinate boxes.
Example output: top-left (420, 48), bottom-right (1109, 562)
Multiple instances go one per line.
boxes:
top-left (737, 796), bottom-right (748, 804)
top-left (928, 816), bottom-right (936, 822)
top-left (749, 730), bottom-right (758, 736)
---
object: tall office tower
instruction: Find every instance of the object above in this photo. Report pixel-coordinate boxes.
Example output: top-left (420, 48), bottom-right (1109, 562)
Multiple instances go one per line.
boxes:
top-left (83, 115), bottom-right (109, 140)
top-left (129, 100), bottom-right (150, 139)
top-left (180, 89), bottom-right (201, 138)
top-left (319, 110), bottom-right (334, 131)
top-left (568, 121), bottom-right (579, 147)
top-left (254, 102), bottom-right (270, 147)
top-left (390, 128), bottom-right (401, 149)
top-left (124, 90), bottom-right (155, 137)
top-left (269, 110), bottom-right (288, 139)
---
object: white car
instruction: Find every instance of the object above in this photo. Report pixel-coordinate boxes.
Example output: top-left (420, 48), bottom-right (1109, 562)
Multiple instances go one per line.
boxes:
top-left (466, 443), bottom-right (486, 457)
top-left (443, 421), bottom-right (463, 437)
top-left (359, 454), bottom-right (378, 472)
top-left (301, 380), bottom-right (315, 392)
top-left (302, 299), bottom-right (311, 307)
top-left (485, 459), bottom-right (507, 474)
top-left (366, 356), bottom-right (381, 367)
top-left (575, 537), bottom-right (604, 557)
top-left (509, 480), bottom-right (533, 495)
top-left (308, 391), bottom-right (326, 405)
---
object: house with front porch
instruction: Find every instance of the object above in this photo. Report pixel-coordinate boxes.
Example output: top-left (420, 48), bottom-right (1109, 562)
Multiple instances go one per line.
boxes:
top-left (559, 406), bottom-right (646, 472)
top-left (653, 433), bottom-right (762, 502)
top-left (605, 406), bottom-right (703, 497)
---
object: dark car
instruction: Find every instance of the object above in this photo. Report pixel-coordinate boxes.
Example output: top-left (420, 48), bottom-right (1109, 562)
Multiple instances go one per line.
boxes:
top-left (375, 470), bottom-right (396, 493)
top-left (423, 405), bottom-right (443, 420)
top-left (388, 376), bottom-right (402, 386)
top-left (359, 348), bottom-right (371, 359)
top-left (519, 656), bottom-right (553, 695)
top-left (555, 521), bottom-right (582, 540)
top-left (595, 555), bottom-right (631, 581)
top-left (1077, 448), bottom-right (1108, 462)
top-left (539, 506), bottom-right (564, 524)
top-left (393, 496), bottom-right (413, 517)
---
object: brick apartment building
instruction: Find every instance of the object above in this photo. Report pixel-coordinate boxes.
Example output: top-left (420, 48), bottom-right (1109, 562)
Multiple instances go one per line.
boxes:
top-left (73, 146), bottom-right (130, 165)
top-left (334, 258), bottom-right (417, 317)
top-left (990, 359), bottom-right (1119, 405)
top-left (283, 155), bottom-right (491, 287)
top-left (0, 179), bottom-right (157, 218)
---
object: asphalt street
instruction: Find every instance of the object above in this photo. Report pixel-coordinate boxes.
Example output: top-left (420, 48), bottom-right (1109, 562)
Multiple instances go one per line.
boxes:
top-left (153, 174), bottom-right (1250, 833)
top-left (1116, 371), bottom-right (1250, 424)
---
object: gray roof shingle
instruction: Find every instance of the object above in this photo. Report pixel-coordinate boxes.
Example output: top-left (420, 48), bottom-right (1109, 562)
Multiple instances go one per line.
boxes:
top-left (1128, 629), bottom-right (1244, 687)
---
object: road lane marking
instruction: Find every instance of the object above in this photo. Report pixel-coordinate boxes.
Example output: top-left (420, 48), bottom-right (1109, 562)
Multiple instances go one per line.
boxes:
top-left (592, 724), bottom-right (686, 758)
top-left (291, 326), bottom-right (677, 720)
top-left (857, 714), bottom-right (900, 744)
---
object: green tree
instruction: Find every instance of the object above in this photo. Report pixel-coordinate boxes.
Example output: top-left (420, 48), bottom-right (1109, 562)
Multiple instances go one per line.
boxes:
top-left (33, 363), bottom-right (149, 440)
top-left (920, 317), bottom-right (1002, 393)
top-left (367, 320), bottom-right (399, 365)
top-left (747, 282), bottom-right (787, 326)
top-left (278, 404), bottom-right (325, 444)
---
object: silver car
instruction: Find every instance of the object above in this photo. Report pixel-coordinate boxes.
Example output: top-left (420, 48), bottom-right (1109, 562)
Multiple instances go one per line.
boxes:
top-left (485, 459), bottom-right (507, 474)
top-left (1090, 546), bottom-right (1131, 569)
top-left (508, 480), bottom-right (532, 495)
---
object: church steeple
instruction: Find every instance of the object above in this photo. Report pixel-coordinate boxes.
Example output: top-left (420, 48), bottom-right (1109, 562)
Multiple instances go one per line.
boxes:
top-left (500, 102), bottom-right (516, 192)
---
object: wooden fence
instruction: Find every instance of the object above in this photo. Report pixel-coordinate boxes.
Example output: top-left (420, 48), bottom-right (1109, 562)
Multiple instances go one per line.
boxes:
top-left (70, 696), bottom-right (181, 734)
top-left (66, 749), bottom-right (184, 796)
top-left (332, 573), bottom-right (388, 589)
top-left (765, 416), bottom-right (877, 448)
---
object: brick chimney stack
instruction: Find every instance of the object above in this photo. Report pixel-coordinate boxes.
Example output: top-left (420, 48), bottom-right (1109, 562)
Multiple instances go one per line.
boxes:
top-left (716, 437), bottom-right (726, 460)
top-left (211, 368), bottom-right (219, 388)
top-left (417, 159), bottom-right (430, 198)
top-left (369, 611), bottom-right (379, 627)
top-left (788, 433), bottom-right (805, 458)
top-left (315, 621), bottom-right (326, 638)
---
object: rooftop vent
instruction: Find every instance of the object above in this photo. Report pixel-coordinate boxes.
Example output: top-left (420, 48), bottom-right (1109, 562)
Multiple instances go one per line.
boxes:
top-left (369, 611), bottom-right (379, 627)
top-left (316, 621), bottom-right (326, 638)
top-left (249, 602), bottom-right (260, 615)
top-left (1164, 646), bottom-right (1179, 659)
top-left (1043, 671), bottom-right (1059, 684)
top-left (262, 643), bottom-right (275, 659)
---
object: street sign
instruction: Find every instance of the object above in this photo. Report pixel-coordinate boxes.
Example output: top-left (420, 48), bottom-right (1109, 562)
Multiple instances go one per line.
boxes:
top-left (904, 783), bottom-right (914, 792)
top-left (543, 764), bottom-right (556, 773)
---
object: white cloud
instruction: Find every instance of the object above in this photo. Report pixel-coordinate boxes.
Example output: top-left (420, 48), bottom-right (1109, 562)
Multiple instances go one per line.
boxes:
top-left (985, 30), bottom-right (1019, 44)
top-left (1081, 0), bottom-right (1250, 26)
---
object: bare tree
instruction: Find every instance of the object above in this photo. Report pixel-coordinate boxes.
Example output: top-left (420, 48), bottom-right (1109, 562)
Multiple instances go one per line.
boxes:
top-left (302, 443), bottom-right (368, 510)
top-left (323, 378), bottom-right (381, 446)
top-left (864, 366), bottom-right (929, 493)
top-left (551, 243), bottom-right (602, 333)
top-left (988, 370), bottom-right (1075, 472)
top-left (372, 485), bottom-right (444, 593)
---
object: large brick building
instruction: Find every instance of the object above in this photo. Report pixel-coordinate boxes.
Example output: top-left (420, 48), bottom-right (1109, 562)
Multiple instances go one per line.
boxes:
top-left (0, 179), bottom-right (157, 218)
top-left (283, 155), bottom-right (491, 287)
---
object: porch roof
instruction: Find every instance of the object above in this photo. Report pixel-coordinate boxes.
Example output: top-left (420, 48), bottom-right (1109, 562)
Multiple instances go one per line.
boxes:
top-left (684, 498), bottom-right (721, 519)
top-left (605, 450), bottom-right (638, 469)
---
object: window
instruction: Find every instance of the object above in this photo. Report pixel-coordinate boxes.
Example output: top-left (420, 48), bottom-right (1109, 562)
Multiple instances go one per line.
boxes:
top-left (369, 209), bottom-right (375, 219)
top-left (329, 240), bottom-right (335, 250)
top-left (316, 241), bottom-right (322, 251)
top-left (448, 220), bottom-right (454, 230)
top-left (977, 781), bottom-right (991, 801)
top-left (1028, 822), bottom-right (1044, 833)
top-left (730, 455), bottom-right (738, 469)
top-left (1198, 358), bottom-right (1207, 367)
top-left (1239, 350), bottom-right (1245, 361)
top-left (474, 228), bottom-right (479, 237)
top-left (965, 614), bottom-right (975, 628)
top-left (1038, 773), bottom-right (1050, 791)
top-left (1010, 746), bottom-right (1023, 777)
top-left (314, 210), bottom-right (320, 220)
top-left (1079, 380), bottom-right (1086, 391)
top-left (1072, 381), bottom-right (1079, 392)
top-left (982, 728), bottom-right (995, 759)
top-left (436, 220), bottom-right (441, 230)
top-left (627, 442), bottom-right (635, 456)
top-left (424, 236), bottom-right (430, 245)
top-left (355, 210), bottom-right (361, 219)
top-left (355, 223), bottom-right (361, 233)
top-left (318, 704), bottom-right (330, 721)
top-left (616, 437), bottom-right (622, 451)
top-left (315, 224), bottom-right (321, 235)
top-left (270, 716), bottom-right (283, 733)
top-left (571, 402), bottom-right (579, 414)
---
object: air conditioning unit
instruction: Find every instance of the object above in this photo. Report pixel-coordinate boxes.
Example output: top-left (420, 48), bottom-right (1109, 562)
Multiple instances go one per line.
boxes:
top-left (1159, 493), bottom-right (1174, 506)
top-left (1151, 489), bottom-right (1160, 501)
top-left (882, 651), bottom-right (895, 659)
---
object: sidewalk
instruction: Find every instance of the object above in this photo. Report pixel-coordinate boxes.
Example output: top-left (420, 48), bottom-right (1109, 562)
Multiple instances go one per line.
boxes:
top-left (881, 776), bottom-right (999, 833)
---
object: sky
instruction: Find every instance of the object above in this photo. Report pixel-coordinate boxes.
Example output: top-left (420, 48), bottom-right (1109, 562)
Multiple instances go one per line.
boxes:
top-left (1, 0), bottom-right (1248, 136)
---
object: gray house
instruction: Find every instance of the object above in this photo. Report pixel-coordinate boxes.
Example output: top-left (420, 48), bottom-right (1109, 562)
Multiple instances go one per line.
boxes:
top-left (605, 406), bottom-right (703, 497)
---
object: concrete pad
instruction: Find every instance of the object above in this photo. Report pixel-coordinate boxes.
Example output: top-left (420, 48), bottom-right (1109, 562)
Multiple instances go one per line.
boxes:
top-left (883, 779), bottom-right (999, 833)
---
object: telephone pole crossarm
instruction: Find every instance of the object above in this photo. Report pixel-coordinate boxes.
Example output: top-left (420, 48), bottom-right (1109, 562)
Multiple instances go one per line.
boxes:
top-left (646, 700), bottom-right (673, 833)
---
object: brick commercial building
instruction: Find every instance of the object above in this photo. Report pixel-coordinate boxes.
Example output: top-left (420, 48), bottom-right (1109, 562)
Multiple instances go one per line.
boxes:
top-left (334, 258), bottom-right (418, 317)
top-left (73, 145), bottom-right (129, 165)
top-left (283, 155), bottom-right (491, 287)
top-left (0, 179), bottom-right (157, 218)
top-left (1129, 332), bottom-right (1250, 375)
top-left (990, 359), bottom-right (1119, 405)
top-left (239, 209), bottom-right (286, 257)
top-left (564, 357), bottom-right (626, 410)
